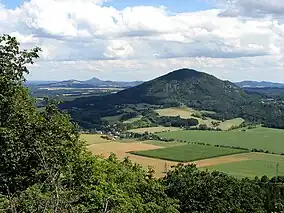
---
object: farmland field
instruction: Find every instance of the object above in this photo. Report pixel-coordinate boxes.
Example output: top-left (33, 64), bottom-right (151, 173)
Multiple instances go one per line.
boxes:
top-left (155, 107), bottom-right (215, 118)
top-left (80, 134), bottom-right (111, 145)
top-left (155, 107), bottom-right (219, 128)
top-left (155, 107), bottom-right (198, 118)
top-left (217, 118), bottom-right (245, 130)
top-left (205, 153), bottom-right (284, 178)
top-left (88, 140), bottom-right (180, 177)
top-left (155, 107), bottom-right (243, 130)
top-left (130, 144), bottom-right (248, 162)
top-left (128, 126), bottom-right (181, 133)
top-left (143, 140), bottom-right (186, 147)
top-left (157, 127), bottom-right (284, 154)
top-left (83, 131), bottom-right (284, 179)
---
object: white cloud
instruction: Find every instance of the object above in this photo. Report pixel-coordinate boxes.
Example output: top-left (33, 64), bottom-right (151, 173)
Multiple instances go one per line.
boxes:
top-left (104, 40), bottom-right (135, 59)
top-left (27, 55), bottom-right (284, 82)
top-left (0, 0), bottom-right (284, 81)
top-left (218, 0), bottom-right (284, 18)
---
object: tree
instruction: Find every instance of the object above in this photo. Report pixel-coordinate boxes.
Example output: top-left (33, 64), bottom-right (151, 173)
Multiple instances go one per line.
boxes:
top-left (164, 164), bottom-right (265, 213)
top-left (0, 34), bottom-right (87, 211)
top-left (0, 35), bottom-right (179, 212)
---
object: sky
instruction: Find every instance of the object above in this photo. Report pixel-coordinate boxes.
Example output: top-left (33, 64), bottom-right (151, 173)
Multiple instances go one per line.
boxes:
top-left (0, 0), bottom-right (284, 82)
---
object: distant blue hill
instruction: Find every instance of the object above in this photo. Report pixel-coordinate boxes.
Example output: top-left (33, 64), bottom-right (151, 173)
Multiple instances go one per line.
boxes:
top-left (234, 81), bottom-right (284, 88)
top-left (26, 77), bottom-right (143, 88)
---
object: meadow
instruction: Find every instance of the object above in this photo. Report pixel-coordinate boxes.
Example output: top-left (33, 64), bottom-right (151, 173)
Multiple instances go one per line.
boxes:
top-left (155, 107), bottom-right (244, 130)
top-left (130, 143), bottom-right (248, 162)
top-left (205, 153), bottom-right (284, 178)
top-left (155, 106), bottom-right (215, 118)
top-left (217, 118), bottom-right (245, 130)
top-left (157, 127), bottom-right (284, 154)
top-left (123, 115), bottom-right (143, 123)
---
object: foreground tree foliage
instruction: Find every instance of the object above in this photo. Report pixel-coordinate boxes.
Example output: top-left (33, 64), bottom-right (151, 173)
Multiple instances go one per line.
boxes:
top-left (164, 164), bottom-right (284, 213)
top-left (0, 35), bottom-right (178, 212)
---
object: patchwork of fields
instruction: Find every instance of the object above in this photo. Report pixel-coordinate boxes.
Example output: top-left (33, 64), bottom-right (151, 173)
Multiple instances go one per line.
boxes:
top-left (157, 127), bottom-right (284, 154)
top-left (82, 123), bottom-right (284, 179)
top-left (86, 139), bottom-right (179, 177)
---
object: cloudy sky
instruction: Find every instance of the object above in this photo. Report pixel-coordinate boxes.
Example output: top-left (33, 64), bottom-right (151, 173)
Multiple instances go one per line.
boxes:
top-left (1, 0), bottom-right (284, 82)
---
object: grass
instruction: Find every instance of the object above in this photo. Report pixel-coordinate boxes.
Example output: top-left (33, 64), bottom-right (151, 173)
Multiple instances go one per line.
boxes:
top-left (123, 115), bottom-right (143, 124)
top-left (155, 107), bottom-right (195, 119)
top-left (80, 134), bottom-right (111, 145)
top-left (130, 144), bottom-right (248, 162)
top-left (217, 118), bottom-right (245, 130)
top-left (128, 126), bottom-right (181, 133)
top-left (155, 107), bottom-right (243, 130)
top-left (155, 106), bottom-right (216, 118)
top-left (155, 107), bottom-right (219, 128)
top-left (205, 153), bottom-right (284, 178)
top-left (157, 127), bottom-right (284, 154)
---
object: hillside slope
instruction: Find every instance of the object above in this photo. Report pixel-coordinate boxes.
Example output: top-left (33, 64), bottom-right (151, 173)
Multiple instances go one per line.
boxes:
top-left (61, 68), bottom-right (284, 129)
top-left (64, 69), bottom-right (250, 109)
top-left (115, 68), bottom-right (250, 111)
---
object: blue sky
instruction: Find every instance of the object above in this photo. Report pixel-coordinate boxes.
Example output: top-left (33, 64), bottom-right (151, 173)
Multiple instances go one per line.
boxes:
top-left (3, 0), bottom-right (214, 12)
top-left (1, 0), bottom-right (24, 8)
top-left (104, 0), bottom-right (214, 13)
top-left (0, 0), bottom-right (284, 82)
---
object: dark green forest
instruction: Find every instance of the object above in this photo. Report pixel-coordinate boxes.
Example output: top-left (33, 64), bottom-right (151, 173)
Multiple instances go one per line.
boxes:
top-left (2, 35), bottom-right (284, 212)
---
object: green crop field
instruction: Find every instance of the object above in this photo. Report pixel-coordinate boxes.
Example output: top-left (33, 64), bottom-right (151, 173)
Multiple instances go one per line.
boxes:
top-left (130, 144), bottom-right (248, 162)
top-left (205, 153), bottom-right (284, 178)
top-left (157, 127), bottom-right (284, 154)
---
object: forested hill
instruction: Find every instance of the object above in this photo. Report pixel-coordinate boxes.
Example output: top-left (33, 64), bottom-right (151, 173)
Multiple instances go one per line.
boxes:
top-left (62, 68), bottom-right (251, 109)
top-left (114, 68), bottom-right (251, 109)
top-left (61, 68), bottom-right (284, 129)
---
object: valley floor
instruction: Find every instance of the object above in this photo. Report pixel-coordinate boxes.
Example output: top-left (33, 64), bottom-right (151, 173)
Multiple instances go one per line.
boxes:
top-left (83, 134), bottom-right (284, 178)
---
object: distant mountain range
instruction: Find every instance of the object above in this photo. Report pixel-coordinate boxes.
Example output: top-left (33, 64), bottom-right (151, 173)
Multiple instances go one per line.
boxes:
top-left (26, 77), bottom-right (143, 88)
top-left (27, 78), bottom-right (284, 89)
top-left (234, 81), bottom-right (284, 88)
